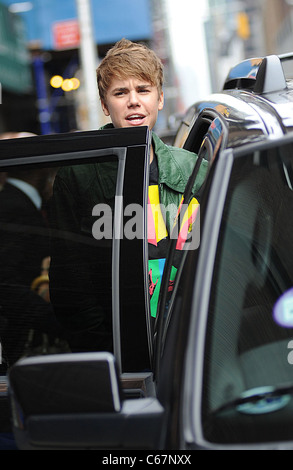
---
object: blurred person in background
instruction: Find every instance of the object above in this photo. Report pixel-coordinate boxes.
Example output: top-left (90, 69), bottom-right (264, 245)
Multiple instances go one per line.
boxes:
top-left (0, 132), bottom-right (66, 369)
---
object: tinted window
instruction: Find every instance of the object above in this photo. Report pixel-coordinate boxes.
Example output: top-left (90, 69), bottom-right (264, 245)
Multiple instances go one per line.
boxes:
top-left (202, 143), bottom-right (293, 444)
top-left (0, 159), bottom-right (119, 372)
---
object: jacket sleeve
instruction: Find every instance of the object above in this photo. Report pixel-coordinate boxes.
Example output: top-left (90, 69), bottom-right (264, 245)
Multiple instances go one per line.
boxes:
top-left (48, 171), bottom-right (113, 352)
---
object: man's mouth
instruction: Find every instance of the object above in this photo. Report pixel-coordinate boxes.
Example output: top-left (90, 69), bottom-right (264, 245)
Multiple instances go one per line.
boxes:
top-left (126, 114), bottom-right (146, 124)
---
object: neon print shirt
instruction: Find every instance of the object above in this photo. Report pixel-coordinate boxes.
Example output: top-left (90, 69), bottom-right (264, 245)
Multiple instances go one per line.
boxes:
top-left (148, 156), bottom-right (199, 318)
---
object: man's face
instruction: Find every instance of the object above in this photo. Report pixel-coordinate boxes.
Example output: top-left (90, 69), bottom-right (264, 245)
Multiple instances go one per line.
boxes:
top-left (101, 77), bottom-right (164, 130)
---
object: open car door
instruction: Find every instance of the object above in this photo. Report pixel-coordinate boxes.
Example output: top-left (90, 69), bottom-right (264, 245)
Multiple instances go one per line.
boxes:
top-left (0, 127), bottom-right (165, 449)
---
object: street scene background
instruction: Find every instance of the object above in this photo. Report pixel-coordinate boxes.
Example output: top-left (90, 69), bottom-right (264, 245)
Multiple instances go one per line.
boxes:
top-left (0, 0), bottom-right (292, 137)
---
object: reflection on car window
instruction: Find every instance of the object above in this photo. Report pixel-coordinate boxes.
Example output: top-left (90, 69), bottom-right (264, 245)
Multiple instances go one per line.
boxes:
top-left (49, 160), bottom-right (119, 355)
top-left (0, 159), bottom-right (119, 374)
top-left (0, 165), bottom-right (66, 372)
top-left (202, 144), bottom-right (293, 444)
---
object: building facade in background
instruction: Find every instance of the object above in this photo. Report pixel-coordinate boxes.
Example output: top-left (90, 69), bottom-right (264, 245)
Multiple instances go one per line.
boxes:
top-left (204, 0), bottom-right (293, 92)
top-left (0, 0), bottom-right (180, 136)
top-left (204, 0), bottom-right (265, 91)
top-left (2, 0), bottom-right (293, 135)
top-left (0, 0), bottom-right (160, 134)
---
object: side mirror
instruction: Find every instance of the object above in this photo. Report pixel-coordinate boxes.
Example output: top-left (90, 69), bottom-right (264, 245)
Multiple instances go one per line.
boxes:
top-left (9, 352), bottom-right (122, 417)
top-left (8, 352), bottom-right (164, 449)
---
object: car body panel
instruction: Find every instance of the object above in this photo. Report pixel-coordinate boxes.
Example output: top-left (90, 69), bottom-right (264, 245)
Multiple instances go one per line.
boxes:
top-left (0, 126), bottom-right (153, 398)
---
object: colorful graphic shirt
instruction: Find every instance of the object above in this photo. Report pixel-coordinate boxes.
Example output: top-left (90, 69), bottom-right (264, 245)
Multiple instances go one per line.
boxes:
top-left (148, 157), bottom-right (199, 318)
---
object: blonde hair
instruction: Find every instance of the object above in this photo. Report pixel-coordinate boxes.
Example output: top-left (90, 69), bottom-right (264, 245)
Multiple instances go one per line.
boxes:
top-left (97, 38), bottom-right (164, 102)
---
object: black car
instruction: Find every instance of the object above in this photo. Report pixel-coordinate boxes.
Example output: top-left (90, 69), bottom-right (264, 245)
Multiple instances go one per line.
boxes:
top-left (1, 53), bottom-right (293, 450)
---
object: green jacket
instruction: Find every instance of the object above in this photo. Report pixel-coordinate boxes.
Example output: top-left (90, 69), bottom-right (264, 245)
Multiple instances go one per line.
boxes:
top-left (51, 130), bottom-right (208, 236)
top-left (95, 125), bottom-right (208, 233)
top-left (151, 132), bottom-right (207, 233)
top-left (49, 130), bottom-right (208, 343)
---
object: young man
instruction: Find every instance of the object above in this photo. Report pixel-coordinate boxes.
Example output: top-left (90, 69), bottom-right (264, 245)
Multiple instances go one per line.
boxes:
top-left (97, 39), bottom-right (208, 319)
top-left (49, 39), bottom-right (208, 354)
top-left (97, 38), bottom-right (164, 163)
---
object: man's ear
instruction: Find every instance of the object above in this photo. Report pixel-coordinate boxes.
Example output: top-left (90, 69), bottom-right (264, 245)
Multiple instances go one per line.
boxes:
top-left (158, 91), bottom-right (164, 111)
top-left (101, 100), bottom-right (110, 116)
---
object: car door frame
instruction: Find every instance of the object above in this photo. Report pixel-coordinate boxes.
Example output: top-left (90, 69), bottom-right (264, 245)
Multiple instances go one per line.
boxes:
top-left (0, 126), bottom-right (152, 375)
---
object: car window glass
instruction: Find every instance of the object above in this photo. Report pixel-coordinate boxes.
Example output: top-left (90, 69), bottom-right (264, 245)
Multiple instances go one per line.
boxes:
top-left (173, 106), bottom-right (197, 148)
top-left (202, 142), bottom-right (293, 445)
top-left (174, 122), bottom-right (193, 149)
top-left (0, 159), bottom-right (119, 373)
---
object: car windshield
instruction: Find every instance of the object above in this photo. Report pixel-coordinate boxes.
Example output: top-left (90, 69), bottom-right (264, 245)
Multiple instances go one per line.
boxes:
top-left (202, 141), bottom-right (293, 445)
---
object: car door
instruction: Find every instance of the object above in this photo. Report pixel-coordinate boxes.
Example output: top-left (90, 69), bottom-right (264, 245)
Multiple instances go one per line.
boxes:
top-left (0, 127), bottom-right (152, 434)
top-left (177, 133), bottom-right (293, 449)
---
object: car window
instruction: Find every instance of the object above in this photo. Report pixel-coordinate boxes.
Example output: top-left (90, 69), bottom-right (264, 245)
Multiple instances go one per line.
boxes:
top-left (0, 157), bottom-right (122, 373)
top-left (202, 140), bottom-right (293, 445)
top-left (179, 110), bottom-right (227, 161)
top-left (173, 106), bottom-right (197, 148)
top-left (196, 117), bottom-right (226, 164)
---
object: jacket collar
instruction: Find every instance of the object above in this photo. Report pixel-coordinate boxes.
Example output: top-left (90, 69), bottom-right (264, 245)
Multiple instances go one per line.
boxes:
top-left (152, 132), bottom-right (195, 193)
top-left (100, 123), bottom-right (196, 193)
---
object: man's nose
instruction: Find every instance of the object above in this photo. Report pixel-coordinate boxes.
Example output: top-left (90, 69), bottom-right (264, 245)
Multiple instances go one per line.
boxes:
top-left (128, 91), bottom-right (140, 107)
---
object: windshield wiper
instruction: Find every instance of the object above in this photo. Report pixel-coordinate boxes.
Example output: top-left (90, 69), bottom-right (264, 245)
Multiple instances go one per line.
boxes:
top-left (212, 384), bottom-right (293, 415)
